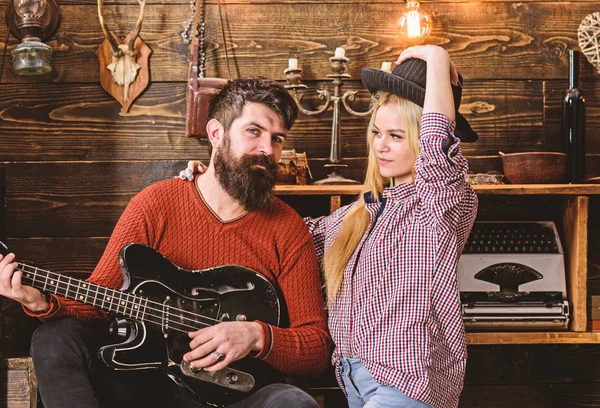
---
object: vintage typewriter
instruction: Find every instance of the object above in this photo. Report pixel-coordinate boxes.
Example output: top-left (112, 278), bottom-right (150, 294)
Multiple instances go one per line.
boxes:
top-left (458, 221), bottom-right (569, 330)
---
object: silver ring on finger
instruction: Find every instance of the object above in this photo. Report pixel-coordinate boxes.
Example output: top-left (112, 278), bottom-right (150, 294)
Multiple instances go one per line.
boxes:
top-left (214, 350), bottom-right (225, 363)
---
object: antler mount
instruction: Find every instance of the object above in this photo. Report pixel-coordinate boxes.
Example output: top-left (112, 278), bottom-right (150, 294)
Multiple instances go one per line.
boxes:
top-left (96, 0), bottom-right (151, 114)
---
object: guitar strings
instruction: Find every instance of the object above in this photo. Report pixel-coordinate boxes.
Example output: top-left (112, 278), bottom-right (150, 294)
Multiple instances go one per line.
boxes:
top-left (20, 267), bottom-right (219, 332)
top-left (17, 263), bottom-right (221, 329)
top-left (20, 271), bottom-right (216, 333)
top-left (16, 264), bottom-right (239, 333)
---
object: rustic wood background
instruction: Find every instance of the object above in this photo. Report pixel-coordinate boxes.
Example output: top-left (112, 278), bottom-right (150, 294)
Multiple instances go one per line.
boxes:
top-left (1, 0), bottom-right (600, 406)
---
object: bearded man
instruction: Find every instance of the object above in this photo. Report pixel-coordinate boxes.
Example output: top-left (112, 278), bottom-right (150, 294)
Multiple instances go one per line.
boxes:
top-left (0, 77), bottom-right (331, 408)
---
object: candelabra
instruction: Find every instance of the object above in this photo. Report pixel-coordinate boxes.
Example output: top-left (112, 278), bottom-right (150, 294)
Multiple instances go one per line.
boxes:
top-left (284, 48), bottom-right (375, 184)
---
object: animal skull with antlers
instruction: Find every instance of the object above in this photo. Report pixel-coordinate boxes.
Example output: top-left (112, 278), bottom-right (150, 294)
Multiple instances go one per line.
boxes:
top-left (97, 0), bottom-right (151, 114)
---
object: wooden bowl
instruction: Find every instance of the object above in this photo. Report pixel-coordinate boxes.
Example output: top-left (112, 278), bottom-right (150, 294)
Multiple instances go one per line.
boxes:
top-left (501, 152), bottom-right (567, 184)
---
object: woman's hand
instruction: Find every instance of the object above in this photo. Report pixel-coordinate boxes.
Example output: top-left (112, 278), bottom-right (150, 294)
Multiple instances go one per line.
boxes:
top-left (396, 45), bottom-right (457, 119)
top-left (396, 45), bottom-right (458, 87)
top-left (177, 160), bottom-right (208, 181)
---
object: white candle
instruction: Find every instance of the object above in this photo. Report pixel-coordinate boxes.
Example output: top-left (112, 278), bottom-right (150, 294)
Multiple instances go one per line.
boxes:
top-left (334, 47), bottom-right (346, 58)
top-left (288, 58), bottom-right (298, 70)
top-left (381, 62), bottom-right (392, 73)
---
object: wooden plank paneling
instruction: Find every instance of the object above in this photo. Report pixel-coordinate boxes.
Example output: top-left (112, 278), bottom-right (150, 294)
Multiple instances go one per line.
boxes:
top-left (0, 81), bottom-right (366, 161)
top-left (2, 160), bottom-right (597, 238)
top-left (4, 237), bottom-right (108, 275)
top-left (466, 344), bottom-right (600, 385)
top-left (460, 383), bottom-right (600, 407)
top-left (2, 78), bottom-right (599, 161)
top-left (473, 195), bottom-right (562, 222)
top-left (0, 83), bottom-right (194, 161)
top-left (459, 79), bottom-right (550, 153)
top-left (0, 160), bottom-right (358, 237)
top-left (2, 3), bottom-right (600, 83)
top-left (1, 161), bottom-right (186, 237)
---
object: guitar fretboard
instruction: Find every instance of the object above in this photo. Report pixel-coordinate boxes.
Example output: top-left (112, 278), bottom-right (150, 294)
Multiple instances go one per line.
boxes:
top-left (20, 263), bottom-right (149, 319)
top-left (17, 263), bottom-right (217, 334)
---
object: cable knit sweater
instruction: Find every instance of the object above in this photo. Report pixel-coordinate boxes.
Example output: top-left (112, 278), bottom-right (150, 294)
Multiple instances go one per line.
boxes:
top-left (26, 177), bottom-right (332, 376)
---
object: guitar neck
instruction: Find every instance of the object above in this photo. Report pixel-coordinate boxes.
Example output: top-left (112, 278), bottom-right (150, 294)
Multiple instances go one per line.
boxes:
top-left (18, 262), bottom-right (152, 324)
top-left (17, 262), bottom-right (219, 335)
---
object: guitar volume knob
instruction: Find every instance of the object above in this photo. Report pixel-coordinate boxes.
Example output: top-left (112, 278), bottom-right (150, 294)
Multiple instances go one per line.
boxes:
top-left (227, 373), bottom-right (239, 384)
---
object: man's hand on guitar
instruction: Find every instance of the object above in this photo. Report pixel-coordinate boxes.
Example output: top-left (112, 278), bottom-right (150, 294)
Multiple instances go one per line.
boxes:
top-left (177, 160), bottom-right (207, 181)
top-left (184, 321), bottom-right (264, 372)
top-left (0, 253), bottom-right (50, 313)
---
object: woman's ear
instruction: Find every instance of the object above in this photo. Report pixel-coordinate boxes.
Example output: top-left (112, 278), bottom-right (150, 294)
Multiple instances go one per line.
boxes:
top-left (206, 119), bottom-right (223, 149)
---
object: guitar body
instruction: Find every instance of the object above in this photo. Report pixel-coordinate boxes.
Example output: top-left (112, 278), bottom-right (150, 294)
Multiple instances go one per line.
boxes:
top-left (97, 243), bottom-right (282, 407)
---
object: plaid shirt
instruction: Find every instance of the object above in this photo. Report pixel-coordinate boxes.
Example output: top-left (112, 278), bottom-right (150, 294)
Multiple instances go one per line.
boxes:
top-left (306, 112), bottom-right (478, 408)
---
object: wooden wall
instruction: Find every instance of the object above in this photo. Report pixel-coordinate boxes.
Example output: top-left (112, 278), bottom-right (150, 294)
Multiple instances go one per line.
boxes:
top-left (1, 1), bottom-right (600, 406)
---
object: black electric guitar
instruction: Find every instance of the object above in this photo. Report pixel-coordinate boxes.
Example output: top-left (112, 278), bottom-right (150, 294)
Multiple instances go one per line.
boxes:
top-left (0, 241), bottom-right (282, 407)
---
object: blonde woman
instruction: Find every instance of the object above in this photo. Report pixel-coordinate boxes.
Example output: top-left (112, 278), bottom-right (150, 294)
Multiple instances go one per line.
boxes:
top-left (180, 45), bottom-right (478, 408)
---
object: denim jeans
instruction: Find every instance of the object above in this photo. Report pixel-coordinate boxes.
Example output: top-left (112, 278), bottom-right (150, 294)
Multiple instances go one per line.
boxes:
top-left (30, 318), bottom-right (319, 408)
top-left (340, 358), bottom-right (432, 408)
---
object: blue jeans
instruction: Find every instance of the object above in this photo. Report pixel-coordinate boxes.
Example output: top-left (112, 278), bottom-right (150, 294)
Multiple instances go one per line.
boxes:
top-left (31, 318), bottom-right (318, 408)
top-left (340, 358), bottom-right (432, 408)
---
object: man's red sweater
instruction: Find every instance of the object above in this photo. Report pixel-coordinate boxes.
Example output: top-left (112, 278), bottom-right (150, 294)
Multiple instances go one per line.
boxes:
top-left (27, 177), bottom-right (332, 376)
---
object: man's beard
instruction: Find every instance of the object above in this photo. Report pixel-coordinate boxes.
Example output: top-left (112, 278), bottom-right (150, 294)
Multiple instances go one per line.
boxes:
top-left (213, 140), bottom-right (278, 212)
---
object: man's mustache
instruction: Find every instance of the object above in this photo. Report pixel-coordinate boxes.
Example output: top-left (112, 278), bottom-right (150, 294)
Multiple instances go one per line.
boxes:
top-left (242, 154), bottom-right (277, 171)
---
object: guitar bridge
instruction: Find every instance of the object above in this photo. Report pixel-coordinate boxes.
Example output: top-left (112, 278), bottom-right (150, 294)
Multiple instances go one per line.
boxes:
top-left (180, 360), bottom-right (255, 393)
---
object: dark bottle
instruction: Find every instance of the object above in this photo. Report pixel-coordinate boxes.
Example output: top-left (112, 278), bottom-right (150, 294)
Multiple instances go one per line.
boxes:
top-left (563, 49), bottom-right (586, 183)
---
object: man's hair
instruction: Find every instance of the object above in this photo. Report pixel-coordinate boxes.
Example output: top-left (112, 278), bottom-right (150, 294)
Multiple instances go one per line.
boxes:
top-left (208, 77), bottom-right (299, 133)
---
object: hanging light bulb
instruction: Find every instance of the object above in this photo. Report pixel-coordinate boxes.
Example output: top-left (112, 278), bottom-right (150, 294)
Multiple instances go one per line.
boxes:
top-left (7, 0), bottom-right (60, 75)
top-left (397, 0), bottom-right (432, 43)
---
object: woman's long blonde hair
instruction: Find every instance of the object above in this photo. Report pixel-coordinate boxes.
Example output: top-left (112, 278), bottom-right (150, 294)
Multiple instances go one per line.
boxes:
top-left (322, 92), bottom-right (423, 305)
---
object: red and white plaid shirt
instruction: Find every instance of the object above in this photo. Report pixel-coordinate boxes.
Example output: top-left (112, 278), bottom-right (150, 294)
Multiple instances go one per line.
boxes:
top-left (306, 112), bottom-right (478, 408)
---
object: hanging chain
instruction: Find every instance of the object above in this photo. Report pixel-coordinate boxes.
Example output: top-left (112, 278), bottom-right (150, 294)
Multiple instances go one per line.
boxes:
top-left (198, 3), bottom-right (206, 78)
top-left (182, 0), bottom-right (207, 78)
top-left (181, 0), bottom-right (197, 44)
top-left (182, 0), bottom-right (205, 51)
top-left (183, 0), bottom-right (229, 80)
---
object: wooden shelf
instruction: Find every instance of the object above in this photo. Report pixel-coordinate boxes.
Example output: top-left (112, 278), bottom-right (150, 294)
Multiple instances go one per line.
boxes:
top-left (274, 184), bottom-right (600, 196)
top-left (467, 331), bottom-right (600, 345)
top-left (274, 184), bottom-right (362, 195)
top-left (472, 184), bottom-right (600, 195)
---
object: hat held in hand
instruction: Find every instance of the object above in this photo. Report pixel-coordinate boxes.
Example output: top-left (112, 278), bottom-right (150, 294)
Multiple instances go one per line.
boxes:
top-left (361, 58), bottom-right (478, 142)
